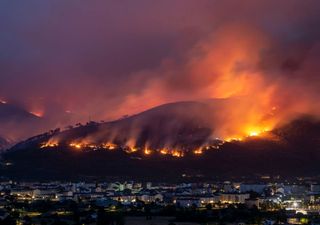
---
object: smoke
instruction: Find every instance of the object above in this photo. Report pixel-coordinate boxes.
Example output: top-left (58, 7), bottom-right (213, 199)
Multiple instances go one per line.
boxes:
top-left (114, 21), bottom-right (320, 138)
top-left (1, 0), bottom-right (320, 139)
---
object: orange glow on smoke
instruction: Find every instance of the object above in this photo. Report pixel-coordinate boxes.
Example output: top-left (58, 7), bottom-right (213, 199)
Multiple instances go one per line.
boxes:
top-left (199, 26), bottom-right (279, 140)
top-left (112, 25), bottom-right (289, 141)
top-left (29, 111), bottom-right (44, 118)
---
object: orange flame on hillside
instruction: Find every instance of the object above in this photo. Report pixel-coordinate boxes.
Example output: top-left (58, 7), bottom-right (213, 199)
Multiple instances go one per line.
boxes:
top-left (193, 148), bottom-right (203, 155)
top-left (102, 142), bottom-right (117, 150)
top-left (40, 139), bottom-right (59, 148)
top-left (70, 142), bottom-right (82, 149)
top-left (144, 148), bottom-right (152, 155)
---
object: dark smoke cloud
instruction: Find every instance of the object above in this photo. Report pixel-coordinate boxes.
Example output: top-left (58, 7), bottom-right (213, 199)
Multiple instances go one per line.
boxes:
top-left (1, 0), bottom-right (320, 139)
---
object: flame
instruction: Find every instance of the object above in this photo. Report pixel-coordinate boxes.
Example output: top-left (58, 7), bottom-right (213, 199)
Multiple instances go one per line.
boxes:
top-left (159, 148), bottom-right (185, 157)
top-left (40, 140), bottom-right (59, 148)
top-left (68, 141), bottom-right (120, 151)
top-left (245, 126), bottom-right (271, 137)
top-left (0, 99), bottom-right (7, 104)
top-left (224, 137), bottom-right (243, 142)
top-left (171, 149), bottom-right (184, 158)
top-left (248, 131), bottom-right (259, 137)
top-left (69, 142), bottom-right (83, 149)
top-left (193, 148), bottom-right (203, 155)
top-left (124, 138), bottom-right (139, 153)
top-left (129, 146), bottom-right (138, 153)
top-left (39, 137), bottom-right (227, 158)
top-left (102, 142), bottom-right (117, 150)
top-left (115, 25), bottom-right (290, 142)
top-left (144, 148), bottom-right (152, 155)
top-left (160, 148), bottom-right (168, 155)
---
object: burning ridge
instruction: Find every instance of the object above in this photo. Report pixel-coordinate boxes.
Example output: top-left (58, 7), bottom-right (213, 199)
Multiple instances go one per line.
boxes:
top-left (15, 100), bottom-right (281, 158)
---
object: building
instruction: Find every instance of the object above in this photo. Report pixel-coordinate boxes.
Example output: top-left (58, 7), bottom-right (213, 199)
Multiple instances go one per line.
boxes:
top-left (220, 193), bottom-right (250, 204)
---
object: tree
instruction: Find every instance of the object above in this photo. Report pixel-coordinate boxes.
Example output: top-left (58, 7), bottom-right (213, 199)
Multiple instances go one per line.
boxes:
top-left (23, 216), bottom-right (32, 225)
top-left (145, 204), bottom-right (152, 220)
top-left (206, 204), bottom-right (212, 210)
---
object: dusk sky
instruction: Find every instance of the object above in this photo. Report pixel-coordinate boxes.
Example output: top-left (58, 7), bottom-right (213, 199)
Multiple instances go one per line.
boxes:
top-left (1, 0), bottom-right (320, 139)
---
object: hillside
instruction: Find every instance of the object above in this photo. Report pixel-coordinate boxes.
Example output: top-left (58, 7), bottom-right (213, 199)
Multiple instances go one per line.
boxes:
top-left (2, 102), bottom-right (320, 181)
top-left (0, 136), bottom-right (10, 151)
top-left (0, 102), bottom-right (43, 141)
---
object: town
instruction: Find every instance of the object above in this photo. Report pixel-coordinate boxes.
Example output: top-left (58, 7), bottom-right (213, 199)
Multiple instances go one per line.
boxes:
top-left (1, 178), bottom-right (320, 224)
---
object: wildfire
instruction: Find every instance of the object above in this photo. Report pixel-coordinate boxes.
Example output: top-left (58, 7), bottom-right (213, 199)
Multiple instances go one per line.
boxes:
top-left (158, 148), bottom-right (185, 157)
top-left (160, 148), bottom-right (168, 155)
top-left (224, 125), bottom-right (272, 142)
top-left (171, 150), bottom-right (184, 158)
top-left (125, 145), bottom-right (138, 153)
top-left (40, 140), bottom-right (59, 148)
top-left (193, 148), bottom-right (203, 155)
top-left (39, 135), bottom-right (258, 158)
top-left (144, 148), bottom-right (152, 155)
top-left (69, 142), bottom-right (82, 149)
top-left (224, 137), bottom-right (242, 142)
top-left (125, 138), bottom-right (139, 153)
top-left (248, 131), bottom-right (259, 137)
top-left (68, 141), bottom-right (120, 151)
top-left (102, 143), bottom-right (117, 150)
top-left (246, 126), bottom-right (270, 137)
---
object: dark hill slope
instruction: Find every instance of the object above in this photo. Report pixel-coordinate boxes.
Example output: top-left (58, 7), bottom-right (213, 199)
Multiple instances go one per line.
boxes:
top-left (11, 101), bottom-right (219, 151)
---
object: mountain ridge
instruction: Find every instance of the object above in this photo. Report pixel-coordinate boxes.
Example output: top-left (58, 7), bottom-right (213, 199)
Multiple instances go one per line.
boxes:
top-left (2, 101), bottom-right (320, 181)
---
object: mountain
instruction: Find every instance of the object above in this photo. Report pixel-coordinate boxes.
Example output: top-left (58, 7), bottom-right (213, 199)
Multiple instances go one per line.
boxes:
top-left (0, 102), bottom-right (39, 122)
top-left (0, 101), bottom-right (43, 141)
top-left (0, 136), bottom-right (10, 151)
top-left (9, 100), bottom-right (222, 152)
top-left (1, 101), bottom-right (320, 181)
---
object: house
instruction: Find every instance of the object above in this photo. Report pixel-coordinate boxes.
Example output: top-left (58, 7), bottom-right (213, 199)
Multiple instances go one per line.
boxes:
top-left (220, 193), bottom-right (250, 204)
top-left (199, 195), bottom-right (220, 205)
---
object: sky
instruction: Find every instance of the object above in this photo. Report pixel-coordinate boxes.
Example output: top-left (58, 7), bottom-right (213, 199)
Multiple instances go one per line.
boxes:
top-left (1, 0), bottom-right (320, 139)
